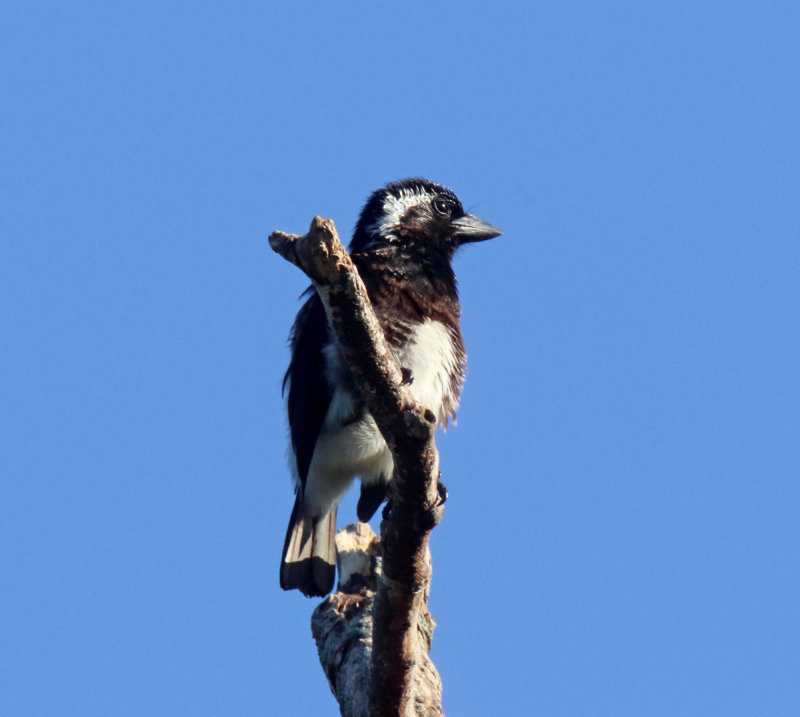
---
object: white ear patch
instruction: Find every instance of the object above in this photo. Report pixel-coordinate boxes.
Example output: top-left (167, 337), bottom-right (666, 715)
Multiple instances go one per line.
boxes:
top-left (374, 187), bottom-right (435, 238)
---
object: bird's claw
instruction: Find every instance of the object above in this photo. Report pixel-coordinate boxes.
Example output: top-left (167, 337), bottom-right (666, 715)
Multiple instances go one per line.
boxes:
top-left (436, 476), bottom-right (448, 507)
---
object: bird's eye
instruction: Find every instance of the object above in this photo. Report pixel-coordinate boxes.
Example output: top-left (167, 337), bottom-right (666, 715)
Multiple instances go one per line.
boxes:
top-left (433, 198), bottom-right (451, 216)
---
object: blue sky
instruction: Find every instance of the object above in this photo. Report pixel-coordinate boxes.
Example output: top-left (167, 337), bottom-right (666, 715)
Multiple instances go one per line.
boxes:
top-left (2, 2), bottom-right (799, 715)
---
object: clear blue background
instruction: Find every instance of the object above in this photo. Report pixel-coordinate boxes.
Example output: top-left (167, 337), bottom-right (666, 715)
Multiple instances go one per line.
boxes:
top-left (2, 2), bottom-right (799, 715)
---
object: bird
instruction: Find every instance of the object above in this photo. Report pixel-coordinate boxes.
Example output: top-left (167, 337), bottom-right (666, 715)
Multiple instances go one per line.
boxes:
top-left (280, 178), bottom-right (500, 596)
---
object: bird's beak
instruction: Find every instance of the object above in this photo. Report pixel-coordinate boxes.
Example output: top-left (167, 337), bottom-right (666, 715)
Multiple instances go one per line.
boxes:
top-left (452, 213), bottom-right (502, 243)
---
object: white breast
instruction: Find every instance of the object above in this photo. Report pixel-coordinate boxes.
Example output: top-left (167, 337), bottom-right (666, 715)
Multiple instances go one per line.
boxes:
top-left (298, 319), bottom-right (460, 516)
top-left (396, 319), bottom-right (460, 422)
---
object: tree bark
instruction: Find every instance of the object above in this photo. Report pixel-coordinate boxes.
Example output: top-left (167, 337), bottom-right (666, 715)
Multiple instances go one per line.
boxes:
top-left (270, 217), bottom-right (445, 716)
top-left (310, 524), bottom-right (442, 717)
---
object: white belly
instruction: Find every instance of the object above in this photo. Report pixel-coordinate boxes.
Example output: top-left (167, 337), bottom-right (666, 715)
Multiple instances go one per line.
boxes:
top-left (301, 319), bottom-right (460, 516)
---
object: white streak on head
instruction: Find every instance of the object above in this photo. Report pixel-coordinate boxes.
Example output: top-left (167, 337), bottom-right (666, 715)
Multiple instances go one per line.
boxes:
top-left (372, 186), bottom-right (435, 239)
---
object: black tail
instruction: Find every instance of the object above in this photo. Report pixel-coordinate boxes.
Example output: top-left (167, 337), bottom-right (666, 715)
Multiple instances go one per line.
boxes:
top-left (280, 495), bottom-right (337, 597)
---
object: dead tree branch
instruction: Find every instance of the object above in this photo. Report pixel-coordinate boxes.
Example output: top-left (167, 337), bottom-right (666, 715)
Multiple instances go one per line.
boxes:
top-left (270, 217), bottom-right (445, 716)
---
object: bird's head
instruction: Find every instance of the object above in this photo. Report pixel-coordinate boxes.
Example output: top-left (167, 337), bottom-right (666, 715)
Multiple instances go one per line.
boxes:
top-left (350, 178), bottom-right (501, 260)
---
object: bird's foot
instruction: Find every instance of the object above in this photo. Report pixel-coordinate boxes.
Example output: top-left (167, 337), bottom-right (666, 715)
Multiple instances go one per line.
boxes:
top-left (436, 475), bottom-right (448, 507)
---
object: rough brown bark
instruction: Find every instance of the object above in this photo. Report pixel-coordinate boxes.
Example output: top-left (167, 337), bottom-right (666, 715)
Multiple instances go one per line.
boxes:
top-left (270, 218), bottom-right (445, 716)
top-left (310, 524), bottom-right (442, 717)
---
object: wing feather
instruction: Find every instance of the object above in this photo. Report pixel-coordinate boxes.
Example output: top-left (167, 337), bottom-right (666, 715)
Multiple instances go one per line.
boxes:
top-left (284, 289), bottom-right (331, 487)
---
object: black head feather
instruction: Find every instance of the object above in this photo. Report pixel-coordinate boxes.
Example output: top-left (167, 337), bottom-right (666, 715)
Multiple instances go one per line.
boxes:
top-left (350, 178), bottom-right (466, 254)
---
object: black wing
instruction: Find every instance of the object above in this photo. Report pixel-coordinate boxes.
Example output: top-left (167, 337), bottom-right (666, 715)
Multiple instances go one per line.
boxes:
top-left (283, 289), bottom-right (331, 489)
